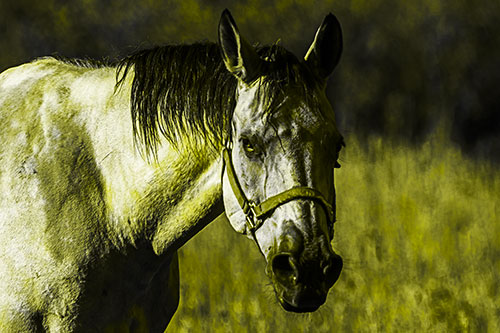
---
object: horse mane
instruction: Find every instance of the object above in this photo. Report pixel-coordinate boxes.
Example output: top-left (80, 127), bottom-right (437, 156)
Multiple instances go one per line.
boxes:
top-left (116, 43), bottom-right (235, 157)
top-left (49, 55), bottom-right (115, 69)
top-left (115, 42), bottom-right (320, 158)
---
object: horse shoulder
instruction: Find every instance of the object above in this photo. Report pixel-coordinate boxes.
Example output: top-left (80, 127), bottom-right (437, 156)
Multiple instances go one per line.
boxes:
top-left (0, 58), bottom-right (120, 330)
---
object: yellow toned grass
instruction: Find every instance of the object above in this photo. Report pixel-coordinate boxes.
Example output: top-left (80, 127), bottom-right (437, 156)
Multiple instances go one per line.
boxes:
top-left (168, 133), bottom-right (500, 332)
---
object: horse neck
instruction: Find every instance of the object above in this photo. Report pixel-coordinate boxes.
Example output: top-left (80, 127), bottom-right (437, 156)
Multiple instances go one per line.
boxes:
top-left (91, 75), bottom-right (224, 256)
top-left (104, 142), bottom-right (224, 255)
top-left (142, 144), bottom-right (224, 256)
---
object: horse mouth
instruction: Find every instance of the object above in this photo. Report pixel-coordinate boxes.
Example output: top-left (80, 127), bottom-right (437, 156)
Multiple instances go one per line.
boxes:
top-left (277, 294), bottom-right (323, 313)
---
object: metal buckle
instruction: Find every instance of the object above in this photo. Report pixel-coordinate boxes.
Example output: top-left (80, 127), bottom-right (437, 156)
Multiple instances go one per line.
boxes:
top-left (245, 201), bottom-right (261, 233)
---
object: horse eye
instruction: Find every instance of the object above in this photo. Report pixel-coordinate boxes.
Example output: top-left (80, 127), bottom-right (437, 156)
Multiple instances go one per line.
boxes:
top-left (241, 138), bottom-right (256, 154)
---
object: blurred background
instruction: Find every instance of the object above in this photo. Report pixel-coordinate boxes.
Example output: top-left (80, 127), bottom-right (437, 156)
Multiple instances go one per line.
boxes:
top-left (1, 0), bottom-right (498, 331)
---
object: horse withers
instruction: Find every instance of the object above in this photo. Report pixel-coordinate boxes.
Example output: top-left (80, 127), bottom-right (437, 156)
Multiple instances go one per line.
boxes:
top-left (0, 9), bottom-right (344, 331)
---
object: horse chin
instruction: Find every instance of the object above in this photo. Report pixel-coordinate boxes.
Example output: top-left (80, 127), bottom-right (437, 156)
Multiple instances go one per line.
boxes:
top-left (272, 283), bottom-right (327, 313)
top-left (278, 296), bottom-right (322, 313)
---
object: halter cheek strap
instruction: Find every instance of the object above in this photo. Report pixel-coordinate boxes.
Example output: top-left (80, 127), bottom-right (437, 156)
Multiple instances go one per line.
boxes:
top-left (222, 148), bottom-right (335, 237)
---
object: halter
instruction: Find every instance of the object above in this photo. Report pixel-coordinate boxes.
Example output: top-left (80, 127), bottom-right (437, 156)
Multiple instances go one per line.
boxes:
top-left (222, 147), bottom-right (335, 239)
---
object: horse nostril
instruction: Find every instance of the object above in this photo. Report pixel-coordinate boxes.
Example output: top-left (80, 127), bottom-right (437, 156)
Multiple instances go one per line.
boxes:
top-left (272, 253), bottom-right (299, 285)
top-left (323, 255), bottom-right (343, 288)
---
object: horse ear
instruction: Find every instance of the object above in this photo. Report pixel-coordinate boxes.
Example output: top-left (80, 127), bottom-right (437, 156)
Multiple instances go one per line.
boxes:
top-left (218, 9), bottom-right (262, 83)
top-left (304, 13), bottom-right (343, 79)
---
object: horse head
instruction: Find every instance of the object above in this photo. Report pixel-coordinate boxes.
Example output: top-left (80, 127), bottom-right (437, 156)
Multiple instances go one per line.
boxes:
top-left (219, 10), bottom-right (344, 312)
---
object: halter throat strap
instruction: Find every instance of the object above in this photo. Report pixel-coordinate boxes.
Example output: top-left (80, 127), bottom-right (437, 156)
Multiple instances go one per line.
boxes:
top-left (222, 148), bottom-right (335, 236)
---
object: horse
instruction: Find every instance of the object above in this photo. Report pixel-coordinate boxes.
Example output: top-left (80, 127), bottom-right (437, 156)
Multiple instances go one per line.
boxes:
top-left (0, 9), bottom-right (344, 331)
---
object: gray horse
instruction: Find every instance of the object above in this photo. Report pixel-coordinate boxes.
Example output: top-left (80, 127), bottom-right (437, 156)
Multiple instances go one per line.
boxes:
top-left (0, 9), bottom-right (344, 331)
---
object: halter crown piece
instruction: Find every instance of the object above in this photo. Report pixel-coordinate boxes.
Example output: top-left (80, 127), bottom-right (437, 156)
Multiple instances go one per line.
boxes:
top-left (222, 147), bottom-right (336, 238)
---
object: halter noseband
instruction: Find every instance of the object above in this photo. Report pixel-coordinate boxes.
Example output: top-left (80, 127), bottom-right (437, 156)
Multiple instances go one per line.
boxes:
top-left (222, 147), bottom-right (335, 238)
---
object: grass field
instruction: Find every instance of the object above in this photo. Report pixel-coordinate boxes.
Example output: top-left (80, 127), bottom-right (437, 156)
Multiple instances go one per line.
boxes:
top-left (168, 132), bottom-right (500, 332)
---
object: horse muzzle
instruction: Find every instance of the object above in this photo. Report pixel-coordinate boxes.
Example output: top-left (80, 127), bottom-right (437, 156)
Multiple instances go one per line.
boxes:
top-left (266, 226), bottom-right (343, 312)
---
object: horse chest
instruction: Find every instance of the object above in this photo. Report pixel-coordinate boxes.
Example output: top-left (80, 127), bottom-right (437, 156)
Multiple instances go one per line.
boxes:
top-left (42, 249), bottom-right (179, 331)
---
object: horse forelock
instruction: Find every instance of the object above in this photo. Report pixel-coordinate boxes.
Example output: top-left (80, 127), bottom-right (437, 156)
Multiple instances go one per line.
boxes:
top-left (255, 45), bottom-right (322, 116)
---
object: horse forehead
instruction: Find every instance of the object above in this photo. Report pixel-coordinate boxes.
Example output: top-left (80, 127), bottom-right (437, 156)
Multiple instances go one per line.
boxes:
top-left (234, 82), bottom-right (336, 140)
top-left (270, 99), bottom-right (334, 142)
top-left (233, 84), bottom-right (264, 125)
top-left (238, 90), bottom-right (313, 120)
